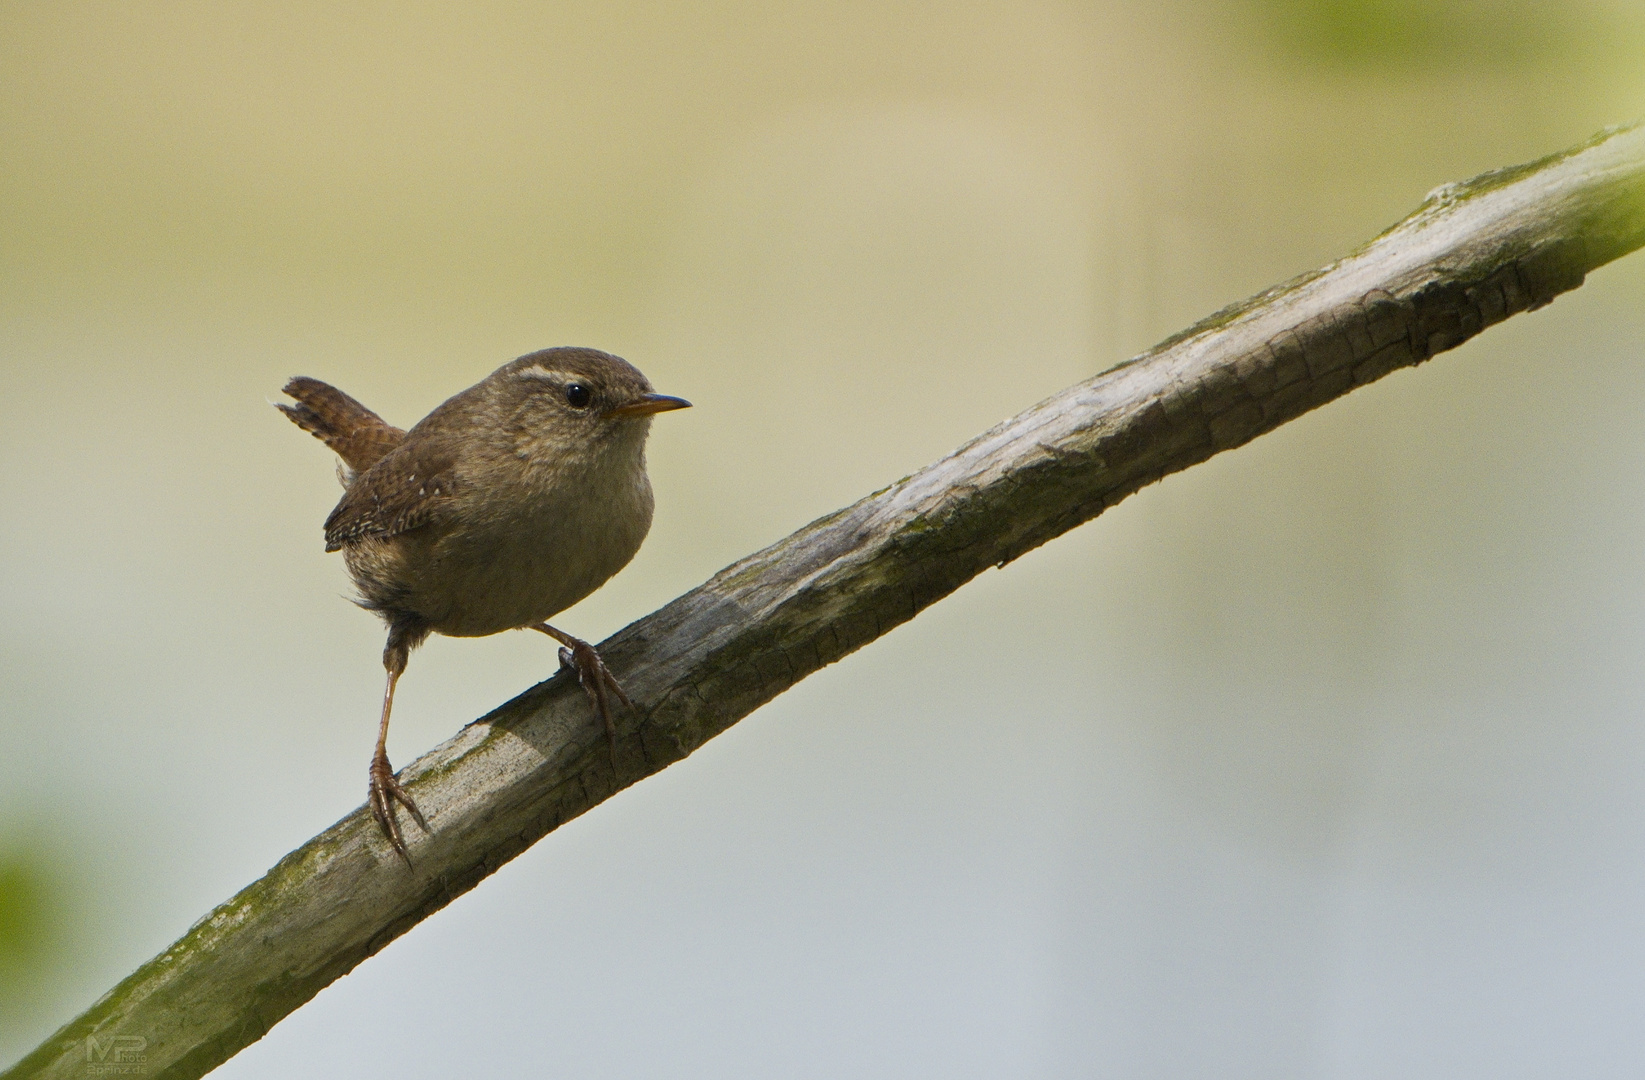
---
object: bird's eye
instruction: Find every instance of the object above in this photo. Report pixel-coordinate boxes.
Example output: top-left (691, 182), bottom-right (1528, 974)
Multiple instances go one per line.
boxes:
top-left (565, 383), bottom-right (592, 409)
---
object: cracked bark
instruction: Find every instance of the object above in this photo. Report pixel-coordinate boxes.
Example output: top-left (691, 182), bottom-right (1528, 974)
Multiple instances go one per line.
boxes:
top-left (10, 123), bottom-right (1645, 1080)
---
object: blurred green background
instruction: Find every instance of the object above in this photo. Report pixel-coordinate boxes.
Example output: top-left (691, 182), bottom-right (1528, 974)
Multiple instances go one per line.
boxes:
top-left (4, 1), bottom-right (1645, 1075)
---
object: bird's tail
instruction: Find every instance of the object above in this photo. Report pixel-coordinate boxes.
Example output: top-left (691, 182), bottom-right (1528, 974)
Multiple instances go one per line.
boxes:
top-left (277, 377), bottom-right (407, 477)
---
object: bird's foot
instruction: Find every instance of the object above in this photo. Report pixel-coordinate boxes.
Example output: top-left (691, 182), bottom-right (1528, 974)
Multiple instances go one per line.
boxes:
top-left (557, 637), bottom-right (634, 764)
top-left (368, 751), bottom-right (429, 867)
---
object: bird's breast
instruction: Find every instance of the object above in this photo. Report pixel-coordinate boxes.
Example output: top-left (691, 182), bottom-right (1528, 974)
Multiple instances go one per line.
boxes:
top-left (396, 460), bottom-right (655, 637)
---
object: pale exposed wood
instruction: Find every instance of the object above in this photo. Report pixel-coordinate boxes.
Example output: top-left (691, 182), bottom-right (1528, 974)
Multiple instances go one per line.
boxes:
top-left (10, 123), bottom-right (1645, 1080)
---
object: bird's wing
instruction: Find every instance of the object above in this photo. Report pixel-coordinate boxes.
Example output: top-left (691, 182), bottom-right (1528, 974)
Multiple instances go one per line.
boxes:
top-left (278, 377), bottom-right (408, 476)
top-left (322, 438), bottom-right (460, 552)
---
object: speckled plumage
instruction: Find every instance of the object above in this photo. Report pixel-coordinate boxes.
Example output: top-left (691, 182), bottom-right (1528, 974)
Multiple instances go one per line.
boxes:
top-left (288, 348), bottom-right (662, 636)
top-left (280, 346), bottom-right (689, 864)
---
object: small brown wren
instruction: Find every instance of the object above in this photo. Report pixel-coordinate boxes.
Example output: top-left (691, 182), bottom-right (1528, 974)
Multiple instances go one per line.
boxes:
top-left (278, 347), bottom-right (690, 865)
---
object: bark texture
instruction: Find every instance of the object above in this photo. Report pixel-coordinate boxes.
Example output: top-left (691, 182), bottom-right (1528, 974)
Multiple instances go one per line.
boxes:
top-left (10, 123), bottom-right (1645, 1079)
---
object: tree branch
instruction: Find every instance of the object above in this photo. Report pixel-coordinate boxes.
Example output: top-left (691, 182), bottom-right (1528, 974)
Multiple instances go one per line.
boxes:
top-left (12, 123), bottom-right (1645, 1080)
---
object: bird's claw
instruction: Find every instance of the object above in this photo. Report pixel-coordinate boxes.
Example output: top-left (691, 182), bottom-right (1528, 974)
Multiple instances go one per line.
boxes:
top-left (558, 640), bottom-right (634, 764)
top-left (369, 752), bottom-right (429, 867)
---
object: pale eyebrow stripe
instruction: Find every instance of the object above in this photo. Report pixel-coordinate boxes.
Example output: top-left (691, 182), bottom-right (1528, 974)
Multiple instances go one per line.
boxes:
top-left (512, 367), bottom-right (574, 382)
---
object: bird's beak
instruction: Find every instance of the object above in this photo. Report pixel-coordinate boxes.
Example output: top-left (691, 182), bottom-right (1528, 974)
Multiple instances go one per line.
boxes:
top-left (606, 393), bottom-right (692, 418)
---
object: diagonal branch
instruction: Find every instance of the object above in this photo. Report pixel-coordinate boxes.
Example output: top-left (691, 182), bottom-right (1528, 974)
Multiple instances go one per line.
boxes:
top-left (12, 123), bottom-right (1645, 1080)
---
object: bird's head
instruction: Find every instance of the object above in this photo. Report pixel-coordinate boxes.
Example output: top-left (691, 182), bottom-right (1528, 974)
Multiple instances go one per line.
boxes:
top-left (493, 346), bottom-right (690, 466)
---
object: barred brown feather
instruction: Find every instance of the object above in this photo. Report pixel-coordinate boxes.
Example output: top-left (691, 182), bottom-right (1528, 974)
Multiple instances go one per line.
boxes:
top-left (321, 440), bottom-right (460, 552)
top-left (277, 376), bottom-right (407, 475)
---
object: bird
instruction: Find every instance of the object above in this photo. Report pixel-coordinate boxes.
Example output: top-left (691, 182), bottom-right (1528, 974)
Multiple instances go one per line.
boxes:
top-left (277, 347), bottom-right (690, 865)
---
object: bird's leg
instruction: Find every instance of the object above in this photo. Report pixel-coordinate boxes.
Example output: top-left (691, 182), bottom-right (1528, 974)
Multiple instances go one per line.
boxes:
top-left (369, 625), bottom-right (429, 867)
top-left (531, 624), bottom-right (633, 763)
